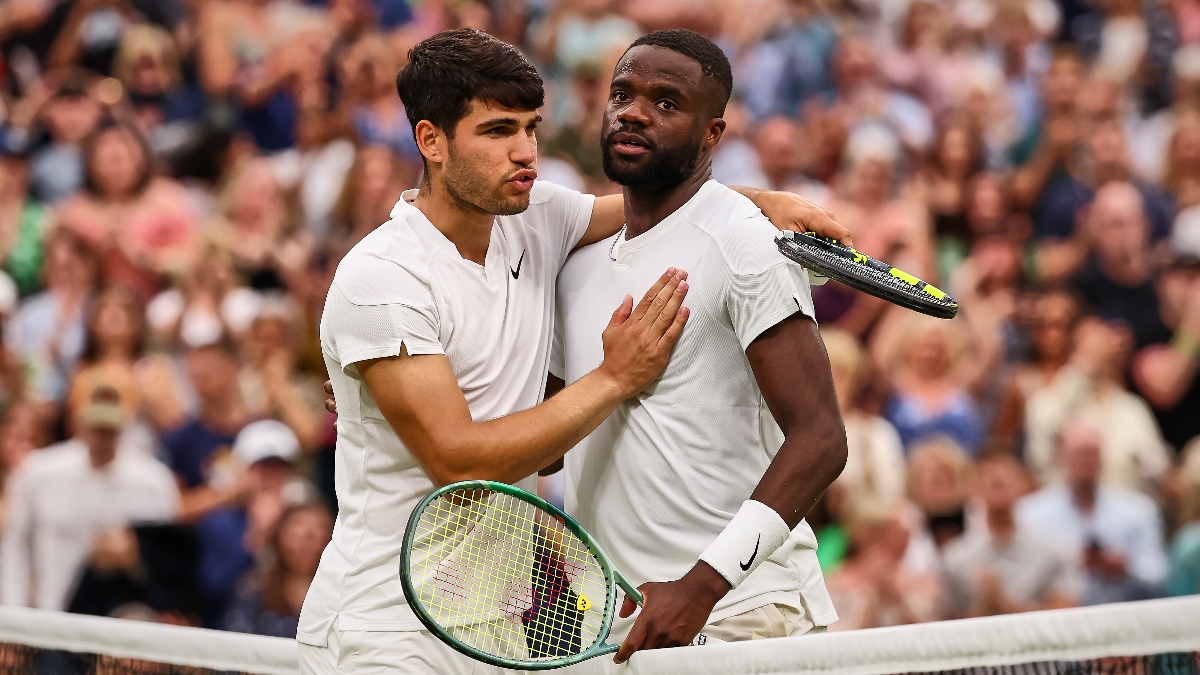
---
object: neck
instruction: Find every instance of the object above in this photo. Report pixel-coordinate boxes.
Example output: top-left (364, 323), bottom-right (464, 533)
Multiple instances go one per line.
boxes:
top-left (1071, 481), bottom-right (1098, 510)
top-left (88, 449), bottom-right (115, 468)
top-left (986, 508), bottom-right (1015, 540)
top-left (623, 166), bottom-right (710, 239)
top-left (412, 181), bottom-right (494, 264)
top-left (201, 396), bottom-right (245, 432)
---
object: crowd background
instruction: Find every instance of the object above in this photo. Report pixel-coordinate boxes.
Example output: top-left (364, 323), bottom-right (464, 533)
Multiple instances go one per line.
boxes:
top-left (0, 0), bottom-right (1197, 639)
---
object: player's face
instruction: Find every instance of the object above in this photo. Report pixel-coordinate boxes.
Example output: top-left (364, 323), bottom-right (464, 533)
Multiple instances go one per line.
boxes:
top-left (601, 45), bottom-right (721, 190)
top-left (443, 100), bottom-right (540, 216)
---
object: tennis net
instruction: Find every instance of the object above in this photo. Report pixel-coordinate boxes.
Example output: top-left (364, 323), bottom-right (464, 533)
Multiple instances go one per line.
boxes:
top-left (0, 596), bottom-right (1196, 674)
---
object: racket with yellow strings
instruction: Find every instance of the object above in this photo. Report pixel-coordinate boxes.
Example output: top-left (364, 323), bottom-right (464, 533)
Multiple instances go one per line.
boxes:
top-left (777, 231), bottom-right (959, 319)
top-left (400, 480), bottom-right (642, 670)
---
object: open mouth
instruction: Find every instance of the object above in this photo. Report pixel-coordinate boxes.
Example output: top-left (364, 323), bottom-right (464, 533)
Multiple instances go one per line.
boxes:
top-left (509, 170), bottom-right (537, 191)
top-left (610, 132), bottom-right (652, 156)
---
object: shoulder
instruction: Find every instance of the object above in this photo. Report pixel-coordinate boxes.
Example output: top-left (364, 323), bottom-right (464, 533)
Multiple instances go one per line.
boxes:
top-left (514, 180), bottom-right (595, 227)
top-left (1017, 485), bottom-right (1066, 516)
top-left (330, 218), bottom-right (436, 308)
top-left (685, 182), bottom-right (785, 276)
top-left (21, 442), bottom-right (85, 479)
top-left (1103, 486), bottom-right (1158, 519)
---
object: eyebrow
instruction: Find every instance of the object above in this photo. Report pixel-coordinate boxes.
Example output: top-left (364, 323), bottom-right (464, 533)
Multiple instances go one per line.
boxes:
top-left (609, 77), bottom-right (690, 101)
top-left (476, 115), bottom-right (542, 130)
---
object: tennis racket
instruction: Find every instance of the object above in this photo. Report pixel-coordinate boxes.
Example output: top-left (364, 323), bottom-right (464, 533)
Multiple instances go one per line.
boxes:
top-left (776, 231), bottom-right (959, 319)
top-left (400, 480), bottom-right (642, 670)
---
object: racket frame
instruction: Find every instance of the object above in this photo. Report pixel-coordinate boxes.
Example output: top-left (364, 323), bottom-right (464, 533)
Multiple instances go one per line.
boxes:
top-left (400, 479), bottom-right (642, 670)
top-left (776, 231), bottom-right (960, 319)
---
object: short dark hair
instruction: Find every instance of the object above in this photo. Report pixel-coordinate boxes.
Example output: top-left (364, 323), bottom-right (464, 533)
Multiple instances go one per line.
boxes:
top-left (626, 29), bottom-right (733, 116)
top-left (396, 29), bottom-right (543, 139)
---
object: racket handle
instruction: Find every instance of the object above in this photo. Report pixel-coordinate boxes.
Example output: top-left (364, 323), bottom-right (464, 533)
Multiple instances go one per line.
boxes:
top-left (615, 572), bottom-right (643, 606)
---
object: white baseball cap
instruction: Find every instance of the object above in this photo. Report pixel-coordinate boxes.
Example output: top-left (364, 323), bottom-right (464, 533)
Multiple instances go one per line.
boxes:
top-left (233, 419), bottom-right (300, 465)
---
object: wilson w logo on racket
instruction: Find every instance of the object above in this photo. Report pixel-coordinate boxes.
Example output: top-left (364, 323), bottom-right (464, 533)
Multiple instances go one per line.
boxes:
top-left (776, 231), bottom-right (959, 319)
top-left (400, 481), bottom-right (642, 669)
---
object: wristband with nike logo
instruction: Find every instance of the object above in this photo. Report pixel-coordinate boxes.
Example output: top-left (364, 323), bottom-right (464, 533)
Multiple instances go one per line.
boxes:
top-left (698, 499), bottom-right (791, 589)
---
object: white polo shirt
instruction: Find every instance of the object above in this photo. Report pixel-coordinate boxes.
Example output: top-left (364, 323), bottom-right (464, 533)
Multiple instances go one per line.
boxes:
top-left (298, 181), bottom-right (593, 644)
top-left (552, 180), bottom-right (838, 634)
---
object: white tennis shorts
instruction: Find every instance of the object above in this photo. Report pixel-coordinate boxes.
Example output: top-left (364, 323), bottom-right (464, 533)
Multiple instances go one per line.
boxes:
top-left (297, 627), bottom-right (520, 675)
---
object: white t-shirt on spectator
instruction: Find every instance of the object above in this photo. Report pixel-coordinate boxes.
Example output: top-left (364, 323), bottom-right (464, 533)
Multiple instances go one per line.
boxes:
top-left (0, 440), bottom-right (179, 611)
top-left (297, 182), bottom-right (594, 644)
top-left (551, 180), bottom-right (838, 636)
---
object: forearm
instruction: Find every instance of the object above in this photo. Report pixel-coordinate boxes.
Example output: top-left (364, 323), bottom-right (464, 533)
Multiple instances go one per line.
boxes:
top-left (1008, 148), bottom-right (1058, 210)
top-left (750, 426), bottom-right (847, 528)
top-left (1133, 343), bottom-right (1199, 408)
top-left (178, 486), bottom-right (238, 523)
top-left (425, 370), bottom-right (625, 485)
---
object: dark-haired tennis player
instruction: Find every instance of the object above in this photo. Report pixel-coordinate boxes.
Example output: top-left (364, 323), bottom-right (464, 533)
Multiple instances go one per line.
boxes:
top-left (300, 29), bottom-right (847, 674)
top-left (550, 30), bottom-right (847, 661)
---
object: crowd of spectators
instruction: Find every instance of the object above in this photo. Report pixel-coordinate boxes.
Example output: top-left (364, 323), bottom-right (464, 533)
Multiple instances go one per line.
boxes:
top-left (0, 0), bottom-right (1198, 638)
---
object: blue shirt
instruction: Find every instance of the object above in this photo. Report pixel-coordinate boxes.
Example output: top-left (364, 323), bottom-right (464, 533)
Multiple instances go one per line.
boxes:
top-left (1016, 483), bottom-right (1167, 605)
top-left (884, 390), bottom-right (985, 455)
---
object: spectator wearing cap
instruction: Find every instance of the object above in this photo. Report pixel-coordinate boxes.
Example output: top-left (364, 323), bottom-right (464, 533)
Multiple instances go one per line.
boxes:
top-left (0, 385), bottom-right (178, 611)
top-left (1131, 214), bottom-right (1200, 454)
top-left (1016, 417), bottom-right (1168, 605)
top-left (942, 454), bottom-right (1080, 619)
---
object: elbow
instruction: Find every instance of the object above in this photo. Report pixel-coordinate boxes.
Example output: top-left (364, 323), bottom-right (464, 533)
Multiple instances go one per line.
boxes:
top-left (825, 426), bottom-right (849, 486)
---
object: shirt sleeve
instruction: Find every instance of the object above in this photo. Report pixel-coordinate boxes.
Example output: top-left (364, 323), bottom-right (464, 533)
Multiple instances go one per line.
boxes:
top-left (524, 181), bottom-right (595, 270)
top-left (324, 284), bottom-right (443, 379)
top-left (702, 236), bottom-right (817, 351)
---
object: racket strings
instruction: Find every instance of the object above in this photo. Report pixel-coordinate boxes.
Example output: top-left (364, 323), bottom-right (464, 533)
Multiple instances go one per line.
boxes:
top-left (410, 489), bottom-right (609, 664)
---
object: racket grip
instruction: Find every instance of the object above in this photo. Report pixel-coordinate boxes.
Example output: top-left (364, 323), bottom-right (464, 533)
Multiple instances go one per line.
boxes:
top-left (616, 572), bottom-right (643, 606)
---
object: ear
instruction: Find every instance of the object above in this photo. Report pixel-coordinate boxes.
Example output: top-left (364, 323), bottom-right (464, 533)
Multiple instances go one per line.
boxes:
top-left (414, 120), bottom-right (447, 166)
top-left (705, 118), bottom-right (727, 150)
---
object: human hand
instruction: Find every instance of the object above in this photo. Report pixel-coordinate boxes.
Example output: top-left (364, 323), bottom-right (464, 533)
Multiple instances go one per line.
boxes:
top-left (614, 563), bottom-right (729, 664)
top-left (597, 269), bottom-right (690, 399)
top-left (324, 380), bottom-right (337, 415)
top-left (750, 190), bottom-right (854, 247)
top-left (90, 527), bottom-right (140, 574)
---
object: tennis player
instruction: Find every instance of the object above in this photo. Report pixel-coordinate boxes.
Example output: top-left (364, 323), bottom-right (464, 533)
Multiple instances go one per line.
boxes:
top-left (301, 29), bottom-right (847, 674)
top-left (550, 30), bottom-right (847, 660)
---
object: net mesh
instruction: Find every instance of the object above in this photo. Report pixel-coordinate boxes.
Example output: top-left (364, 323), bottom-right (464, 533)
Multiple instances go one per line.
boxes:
top-left (0, 586), bottom-right (1195, 675)
top-left (406, 487), bottom-right (611, 665)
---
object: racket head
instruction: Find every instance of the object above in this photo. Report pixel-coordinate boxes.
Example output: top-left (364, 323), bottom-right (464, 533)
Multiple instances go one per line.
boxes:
top-left (776, 231), bottom-right (960, 319)
top-left (400, 480), bottom-right (628, 670)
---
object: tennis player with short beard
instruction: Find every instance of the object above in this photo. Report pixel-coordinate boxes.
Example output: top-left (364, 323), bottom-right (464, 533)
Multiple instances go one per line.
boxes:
top-left (304, 29), bottom-right (848, 674)
top-left (550, 30), bottom-right (847, 662)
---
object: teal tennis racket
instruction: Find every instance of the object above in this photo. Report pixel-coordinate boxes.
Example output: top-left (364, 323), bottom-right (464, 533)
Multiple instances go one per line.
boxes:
top-left (400, 480), bottom-right (642, 670)
top-left (777, 231), bottom-right (959, 319)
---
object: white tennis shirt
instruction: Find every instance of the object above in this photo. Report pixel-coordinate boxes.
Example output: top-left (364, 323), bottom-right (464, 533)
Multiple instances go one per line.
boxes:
top-left (298, 182), bottom-right (594, 644)
top-left (552, 180), bottom-right (838, 634)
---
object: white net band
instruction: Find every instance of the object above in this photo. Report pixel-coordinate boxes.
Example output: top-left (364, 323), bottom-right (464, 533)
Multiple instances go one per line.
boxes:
top-left (0, 595), bottom-right (1196, 674)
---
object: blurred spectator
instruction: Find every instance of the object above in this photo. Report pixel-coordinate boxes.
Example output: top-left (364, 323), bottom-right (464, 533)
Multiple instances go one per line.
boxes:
top-left (56, 121), bottom-right (201, 300)
top-left (1025, 316), bottom-right (1169, 491)
top-left (5, 229), bottom-right (96, 410)
top-left (27, 71), bottom-right (105, 205)
top-left (1132, 221), bottom-right (1200, 454)
top-left (66, 285), bottom-right (146, 426)
top-left (824, 498), bottom-right (943, 631)
top-left (1017, 417), bottom-right (1168, 605)
top-left (881, 315), bottom-right (985, 455)
top-left (906, 437), bottom-right (973, 551)
top-left (330, 145), bottom-right (409, 252)
top-left (942, 454), bottom-right (1080, 618)
top-left (533, 0), bottom-right (638, 76)
top-left (0, 143), bottom-right (51, 297)
top-left (0, 401), bottom-right (48, 527)
top-left (920, 117), bottom-right (985, 275)
top-left (541, 60), bottom-right (609, 190)
top-left (0, 385), bottom-right (178, 611)
top-left (1159, 109), bottom-right (1200, 211)
top-left (337, 33), bottom-right (416, 166)
top-left (223, 501), bottom-right (333, 638)
top-left (145, 243), bottom-right (263, 350)
top-left (1068, 182), bottom-right (1171, 349)
top-left (160, 340), bottom-right (253, 627)
top-left (110, 23), bottom-right (206, 161)
top-left (829, 35), bottom-right (934, 153)
top-left (735, 0), bottom-right (835, 120)
top-left (823, 328), bottom-right (906, 507)
top-left (208, 158), bottom-right (300, 292)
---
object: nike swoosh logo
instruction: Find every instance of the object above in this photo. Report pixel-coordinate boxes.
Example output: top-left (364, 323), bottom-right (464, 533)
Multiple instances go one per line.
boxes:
top-left (510, 249), bottom-right (526, 279)
top-left (739, 535), bottom-right (760, 571)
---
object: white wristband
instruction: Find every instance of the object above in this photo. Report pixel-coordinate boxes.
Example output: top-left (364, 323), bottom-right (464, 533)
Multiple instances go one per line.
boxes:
top-left (698, 500), bottom-right (791, 589)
